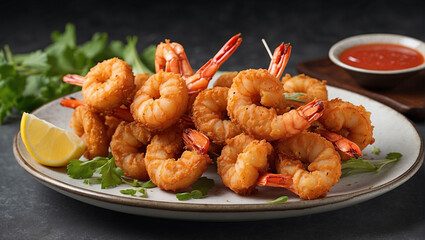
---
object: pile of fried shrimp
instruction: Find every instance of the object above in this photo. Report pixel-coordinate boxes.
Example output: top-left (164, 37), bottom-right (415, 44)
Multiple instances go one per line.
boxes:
top-left (60, 34), bottom-right (375, 200)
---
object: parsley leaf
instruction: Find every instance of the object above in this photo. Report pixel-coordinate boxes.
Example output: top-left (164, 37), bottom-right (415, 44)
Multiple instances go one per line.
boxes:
top-left (372, 146), bottom-right (381, 155)
top-left (266, 196), bottom-right (289, 204)
top-left (176, 177), bottom-right (215, 201)
top-left (120, 188), bottom-right (149, 198)
top-left (341, 152), bottom-right (402, 178)
top-left (67, 155), bottom-right (157, 191)
top-left (284, 92), bottom-right (306, 102)
top-left (67, 156), bottom-right (123, 189)
top-left (97, 157), bottom-right (123, 189)
top-left (120, 189), bottom-right (137, 196)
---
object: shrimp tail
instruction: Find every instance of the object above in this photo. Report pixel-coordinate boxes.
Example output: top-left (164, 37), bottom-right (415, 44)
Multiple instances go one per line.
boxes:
top-left (63, 74), bottom-right (84, 86)
top-left (316, 129), bottom-right (363, 158)
top-left (298, 99), bottom-right (324, 123)
top-left (182, 128), bottom-right (210, 155)
top-left (268, 43), bottom-right (291, 80)
top-left (60, 97), bottom-right (85, 108)
top-left (186, 33), bottom-right (242, 94)
top-left (256, 173), bottom-right (295, 192)
top-left (155, 40), bottom-right (194, 77)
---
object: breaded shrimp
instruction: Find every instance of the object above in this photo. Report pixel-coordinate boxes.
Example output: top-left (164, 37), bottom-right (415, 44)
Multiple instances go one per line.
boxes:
top-left (69, 105), bottom-right (109, 159)
top-left (217, 134), bottom-right (273, 195)
top-left (155, 40), bottom-right (194, 77)
top-left (82, 58), bottom-right (135, 112)
top-left (318, 98), bottom-right (375, 160)
top-left (144, 128), bottom-right (212, 192)
top-left (110, 121), bottom-right (153, 180)
top-left (130, 71), bottom-right (189, 131)
top-left (257, 132), bottom-right (341, 200)
top-left (134, 73), bottom-right (151, 92)
top-left (281, 74), bottom-right (328, 108)
top-left (192, 87), bottom-right (241, 145)
top-left (213, 71), bottom-right (239, 88)
top-left (155, 34), bottom-right (242, 95)
top-left (227, 69), bottom-right (324, 141)
top-left (104, 115), bottom-right (124, 140)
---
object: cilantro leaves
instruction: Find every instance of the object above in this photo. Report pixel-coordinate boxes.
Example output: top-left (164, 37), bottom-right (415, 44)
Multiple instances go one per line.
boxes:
top-left (0, 23), bottom-right (155, 124)
top-left (176, 177), bottom-right (215, 201)
top-left (266, 196), bottom-right (289, 204)
top-left (341, 152), bottom-right (402, 178)
top-left (67, 156), bottom-right (123, 189)
top-left (67, 155), bottom-right (157, 190)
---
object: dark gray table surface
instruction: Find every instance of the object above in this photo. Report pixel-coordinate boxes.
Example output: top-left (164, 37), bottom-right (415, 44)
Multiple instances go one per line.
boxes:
top-left (1, 0), bottom-right (424, 239)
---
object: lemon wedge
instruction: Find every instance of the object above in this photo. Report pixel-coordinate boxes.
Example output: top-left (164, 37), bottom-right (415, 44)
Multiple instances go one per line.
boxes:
top-left (20, 112), bottom-right (86, 167)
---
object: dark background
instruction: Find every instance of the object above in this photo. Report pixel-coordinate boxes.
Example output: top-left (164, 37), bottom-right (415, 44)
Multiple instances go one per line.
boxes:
top-left (1, 0), bottom-right (424, 239)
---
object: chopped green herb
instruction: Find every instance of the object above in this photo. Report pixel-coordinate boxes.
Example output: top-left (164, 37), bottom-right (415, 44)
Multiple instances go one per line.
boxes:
top-left (140, 179), bottom-right (156, 188)
top-left (176, 192), bottom-right (192, 201)
top-left (190, 190), bottom-right (204, 199)
top-left (176, 177), bottom-right (215, 201)
top-left (120, 188), bottom-right (149, 198)
top-left (386, 152), bottom-right (402, 160)
top-left (121, 178), bottom-right (156, 188)
top-left (284, 92), bottom-right (306, 102)
top-left (120, 189), bottom-right (137, 196)
top-left (266, 196), bottom-right (289, 204)
top-left (138, 188), bottom-right (148, 198)
top-left (191, 177), bottom-right (215, 195)
top-left (371, 146), bottom-right (381, 155)
top-left (341, 152), bottom-right (402, 178)
top-left (83, 177), bottom-right (102, 185)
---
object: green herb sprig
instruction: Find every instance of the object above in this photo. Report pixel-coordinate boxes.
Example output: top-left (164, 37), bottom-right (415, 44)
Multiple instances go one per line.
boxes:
top-left (341, 152), bottom-right (402, 178)
top-left (266, 196), bottom-right (289, 204)
top-left (67, 155), bottom-right (156, 189)
top-left (284, 92), bottom-right (306, 102)
top-left (371, 146), bottom-right (381, 155)
top-left (120, 188), bottom-right (148, 198)
top-left (176, 177), bottom-right (215, 201)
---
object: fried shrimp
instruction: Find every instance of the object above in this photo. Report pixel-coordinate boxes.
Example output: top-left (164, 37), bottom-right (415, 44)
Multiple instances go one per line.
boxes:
top-left (154, 34), bottom-right (242, 95)
top-left (281, 74), bottom-right (328, 108)
top-left (192, 87), bottom-right (241, 145)
top-left (257, 132), bottom-right (341, 200)
top-left (134, 73), bottom-right (151, 92)
top-left (318, 98), bottom-right (374, 159)
top-left (69, 105), bottom-right (109, 159)
top-left (82, 58), bottom-right (135, 112)
top-left (144, 128), bottom-right (212, 192)
top-left (110, 121), bottom-right (153, 180)
top-left (130, 71), bottom-right (189, 131)
top-left (227, 69), bottom-right (324, 141)
top-left (213, 71), bottom-right (239, 88)
top-left (155, 40), bottom-right (194, 77)
top-left (217, 134), bottom-right (273, 195)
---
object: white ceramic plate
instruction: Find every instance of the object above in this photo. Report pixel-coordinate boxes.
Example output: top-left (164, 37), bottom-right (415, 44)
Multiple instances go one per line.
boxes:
top-left (13, 85), bottom-right (423, 221)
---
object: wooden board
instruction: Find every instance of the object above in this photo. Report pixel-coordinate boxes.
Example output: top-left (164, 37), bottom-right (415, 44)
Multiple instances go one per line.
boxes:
top-left (296, 57), bottom-right (424, 120)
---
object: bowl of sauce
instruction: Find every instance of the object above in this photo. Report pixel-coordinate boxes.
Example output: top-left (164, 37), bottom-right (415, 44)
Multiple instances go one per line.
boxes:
top-left (329, 34), bottom-right (425, 89)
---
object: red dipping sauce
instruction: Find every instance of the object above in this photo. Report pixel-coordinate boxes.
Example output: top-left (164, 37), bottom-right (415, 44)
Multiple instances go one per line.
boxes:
top-left (339, 43), bottom-right (424, 71)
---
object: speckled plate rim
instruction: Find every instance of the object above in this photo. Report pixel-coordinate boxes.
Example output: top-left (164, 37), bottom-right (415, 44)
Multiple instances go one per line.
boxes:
top-left (13, 86), bottom-right (424, 220)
